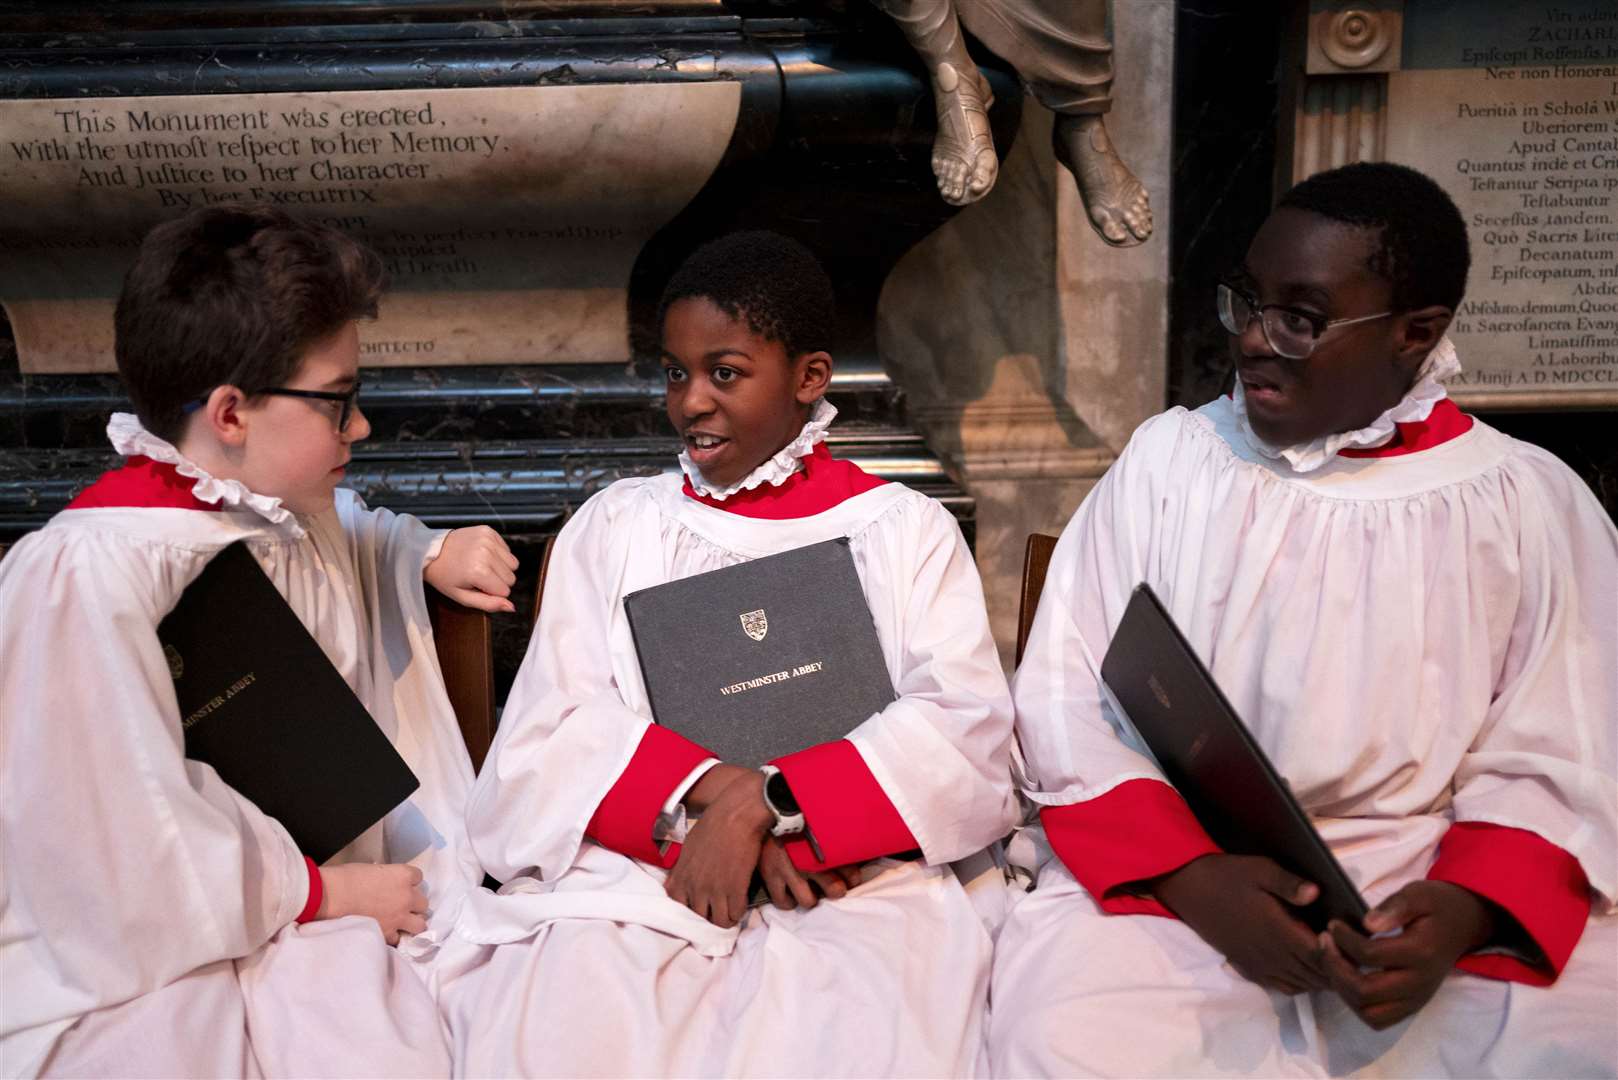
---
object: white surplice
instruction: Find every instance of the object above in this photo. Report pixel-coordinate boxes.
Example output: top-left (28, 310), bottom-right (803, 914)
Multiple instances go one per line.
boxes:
top-left (991, 392), bottom-right (1618, 1077)
top-left (436, 447), bottom-right (1018, 1077)
top-left (0, 419), bottom-right (481, 1078)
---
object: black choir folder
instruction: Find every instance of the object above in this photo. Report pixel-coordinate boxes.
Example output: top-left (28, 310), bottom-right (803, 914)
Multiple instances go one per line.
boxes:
top-left (157, 541), bottom-right (419, 864)
top-left (1100, 584), bottom-right (1368, 933)
top-left (623, 538), bottom-right (896, 767)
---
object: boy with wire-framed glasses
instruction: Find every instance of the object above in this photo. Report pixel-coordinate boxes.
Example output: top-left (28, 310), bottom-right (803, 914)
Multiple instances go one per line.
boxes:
top-left (0, 204), bottom-right (515, 1076)
top-left (991, 161), bottom-right (1616, 1077)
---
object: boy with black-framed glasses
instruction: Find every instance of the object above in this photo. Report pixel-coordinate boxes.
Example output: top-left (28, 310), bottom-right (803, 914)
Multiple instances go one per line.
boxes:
top-left (0, 204), bottom-right (515, 1076)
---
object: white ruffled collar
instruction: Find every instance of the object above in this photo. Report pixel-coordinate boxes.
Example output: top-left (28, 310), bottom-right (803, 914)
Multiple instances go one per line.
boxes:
top-left (106, 412), bottom-right (302, 532)
top-left (1233, 336), bottom-right (1462, 474)
top-left (679, 397), bottom-right (837, 500)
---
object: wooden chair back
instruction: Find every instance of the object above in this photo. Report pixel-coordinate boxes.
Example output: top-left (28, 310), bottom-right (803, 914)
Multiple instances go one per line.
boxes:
top-left (530, 533), bottom-right (557, 631)
top-left (432, 530), bottom-right (555, 775)
top-left (1015, 533), bottom-right (1059, 666)
top-left (427, 591), bottom-right (496, 773)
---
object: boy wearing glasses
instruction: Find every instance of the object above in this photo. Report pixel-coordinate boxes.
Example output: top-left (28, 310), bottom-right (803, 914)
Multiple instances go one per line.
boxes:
top-left (0, 205), bottom-right (515, 1076)
top-left (992, 162), bottom-right (1615, 1076)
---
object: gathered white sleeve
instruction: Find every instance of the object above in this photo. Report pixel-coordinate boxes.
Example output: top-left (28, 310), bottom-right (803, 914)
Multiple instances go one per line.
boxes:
top-left (0, 532), bottom-right (308, 1069)
top-left (1011, 412), bottom-right (1188, 807)
top-left (1449, 447), bottom-right (1618, 908)
top-left (464, 491), bottom-right (659, 883)
top-left (328, 493), bottom-right (481, 943)
top-left (837, 497), bottom-right (1020, 863)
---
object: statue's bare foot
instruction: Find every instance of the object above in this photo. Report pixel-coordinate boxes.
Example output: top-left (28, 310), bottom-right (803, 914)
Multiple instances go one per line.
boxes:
top-left (930, 61), bottom-right (998, 206)
top-left (1053, 114), bottom-right (1152, 246)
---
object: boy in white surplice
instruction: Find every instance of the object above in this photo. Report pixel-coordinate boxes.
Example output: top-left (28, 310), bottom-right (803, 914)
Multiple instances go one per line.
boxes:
top-left (0, 206), bottom-right (517, 1078)
top-left (438, 231), bottom-right (1018, 1077)
top-left (991, 162), bottom-right (1617, 1077)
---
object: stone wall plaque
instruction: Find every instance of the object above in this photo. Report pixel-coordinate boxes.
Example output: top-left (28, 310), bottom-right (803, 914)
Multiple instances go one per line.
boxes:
top-left (1385, 0), bottom-right (1617, 407)
top-left (0, 82), bottom-right (740, 372)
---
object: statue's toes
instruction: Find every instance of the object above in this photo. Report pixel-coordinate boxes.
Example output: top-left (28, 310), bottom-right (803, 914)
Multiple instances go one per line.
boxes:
top-left (1090, 205), bottom-right (1144, 248)
top-left (932, 152), bottom-right (973, 204)
top-left (1126, 193), bottom-right (1154, 241)
top-left (967, 150), bottom-right (998, 199)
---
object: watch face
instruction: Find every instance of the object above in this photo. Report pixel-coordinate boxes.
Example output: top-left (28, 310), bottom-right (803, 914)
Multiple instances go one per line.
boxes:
top-left (766, 770), bottom-right (800, 815)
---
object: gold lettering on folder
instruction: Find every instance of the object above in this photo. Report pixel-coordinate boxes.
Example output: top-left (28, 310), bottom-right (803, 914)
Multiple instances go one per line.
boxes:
top-left (717, 660), bottom-right (826, 697)
top-left (180, 670), bottom-right (258, 728)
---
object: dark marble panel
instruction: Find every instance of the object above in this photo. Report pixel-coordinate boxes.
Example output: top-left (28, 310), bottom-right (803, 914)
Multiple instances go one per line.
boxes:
top-left (1476, 411), bottom-right (1618, 517)
top-left (1169, 0), bottom-right (1283, 413)
top-left (0, 2), bottom-right (1006, 703)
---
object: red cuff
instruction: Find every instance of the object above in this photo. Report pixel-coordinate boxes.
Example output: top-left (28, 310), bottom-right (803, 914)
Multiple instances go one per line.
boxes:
top-left (771, 740), bottom-right (918, 872)
top-left (586, 725), bottom-right (715, 868)
top-left (1042, 778), bottom-right (1221, 918)
top-left (295, 856), bottom-right (323, 924)
top-left (1428, 821), bottom-right (1592, 986)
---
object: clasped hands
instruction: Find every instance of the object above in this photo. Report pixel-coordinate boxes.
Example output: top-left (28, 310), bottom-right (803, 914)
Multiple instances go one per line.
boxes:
top-left (663, 764), bottom-right (860, 929)
top-left (1151, 854), bottom-right (1499, 1029)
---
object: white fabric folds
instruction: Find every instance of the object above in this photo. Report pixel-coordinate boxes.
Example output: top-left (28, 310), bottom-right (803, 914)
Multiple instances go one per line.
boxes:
top-left (0, 429), bottom-right (478, 1076)
top-left (437, 470), bottom-right (1017, 1076)
top-left (993, 391), bottom-right (1618, 1077)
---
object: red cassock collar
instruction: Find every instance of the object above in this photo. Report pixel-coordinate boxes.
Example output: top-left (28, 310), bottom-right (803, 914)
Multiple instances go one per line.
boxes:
top-left (66, 456), bottom-right (223, 511)
top-left (1337, 397), bottom-right (1474, 458)
top-left (680, 442), bottom-right (888, 519)
top-left (1220, 394), bottom-right (1476, 459)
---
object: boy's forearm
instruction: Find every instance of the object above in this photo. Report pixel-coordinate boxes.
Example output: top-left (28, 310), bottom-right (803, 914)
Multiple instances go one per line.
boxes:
top-left (683, 763), bottom-right (755, 812)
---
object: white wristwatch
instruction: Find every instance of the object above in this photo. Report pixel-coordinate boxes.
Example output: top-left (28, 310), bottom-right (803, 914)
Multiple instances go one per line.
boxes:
top-left (759, 765), bottom-right (805, 837)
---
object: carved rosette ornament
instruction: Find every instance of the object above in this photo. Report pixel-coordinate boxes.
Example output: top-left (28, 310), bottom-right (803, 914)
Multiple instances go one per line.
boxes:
top-left (1294, 0), bottom-right (1403, 180)
top-left (1322, 8), bottom-right (1394, 69)
top-left (1305, 0), bottom-right (1403, 75)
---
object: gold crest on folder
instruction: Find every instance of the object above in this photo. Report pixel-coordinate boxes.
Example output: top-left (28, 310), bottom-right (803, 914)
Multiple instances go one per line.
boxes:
top-left (740, 609), bottom-right (768, 642)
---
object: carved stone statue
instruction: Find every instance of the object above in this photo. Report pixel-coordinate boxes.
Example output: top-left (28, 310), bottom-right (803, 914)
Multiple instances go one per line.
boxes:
top-left (874, 0), bottom-right (1153, 246)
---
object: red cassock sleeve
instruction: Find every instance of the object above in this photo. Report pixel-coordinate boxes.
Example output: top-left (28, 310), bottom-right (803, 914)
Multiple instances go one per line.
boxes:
top-left (1427, 821), bottom-right (1592, 986)
top-left (585, 725), bottom-right (715, 869)
top-left (770, 740), bottom-right (919, 872)
top-left (295, 856), bottom-right (323, 924)
top-left (1041, 778), bottom-right (1221, 918)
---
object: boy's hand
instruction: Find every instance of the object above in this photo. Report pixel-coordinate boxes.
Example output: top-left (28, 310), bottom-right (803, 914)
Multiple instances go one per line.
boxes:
top-left (316, 863), bottom-right (429, 946)
top-left (1319, 881), bottom-right (1497, 1030)
top-left (665, 771), bottom-right (772, 929)
top-left (424, 526), bottom-right (518, 613)
top-left (1152, 853), bottom-right (1329, 994)
top-left (758, 837), bottom-right (862, 911)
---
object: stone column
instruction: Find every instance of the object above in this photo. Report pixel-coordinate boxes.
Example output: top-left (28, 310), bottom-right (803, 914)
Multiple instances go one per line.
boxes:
top-left (877, 0), bottom-right (1175, 668)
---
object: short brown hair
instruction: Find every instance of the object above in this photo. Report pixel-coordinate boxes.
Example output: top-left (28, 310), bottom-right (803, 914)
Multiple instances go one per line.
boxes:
top-left (115, 205), bottom-right (385, 442)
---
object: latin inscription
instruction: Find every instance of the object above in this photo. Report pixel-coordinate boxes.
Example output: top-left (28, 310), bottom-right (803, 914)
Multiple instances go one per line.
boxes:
top-left (1393, 2), bottom-right (1618, 401)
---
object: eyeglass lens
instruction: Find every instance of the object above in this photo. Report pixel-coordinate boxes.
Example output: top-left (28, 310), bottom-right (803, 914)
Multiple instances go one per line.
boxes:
top-left (1216, 284), bottom-right (1316, 360)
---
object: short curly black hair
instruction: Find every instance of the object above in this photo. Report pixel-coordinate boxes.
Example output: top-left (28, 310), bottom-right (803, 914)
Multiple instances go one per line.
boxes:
top-left (1278, 161), bottom-right (1470, 312)
top-left (657, 230), bottom-right (835, 357)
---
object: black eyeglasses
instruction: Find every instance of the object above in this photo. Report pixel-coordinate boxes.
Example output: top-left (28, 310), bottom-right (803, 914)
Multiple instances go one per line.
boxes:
top-left (181, 384), bottom-right (363, 432)
top-left (1217, 282), bottom-right (1391, 360)
top-left (253, 386), bottom-right (363, 432)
